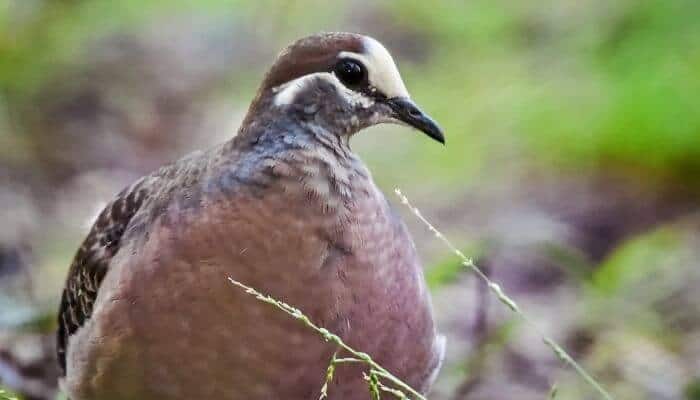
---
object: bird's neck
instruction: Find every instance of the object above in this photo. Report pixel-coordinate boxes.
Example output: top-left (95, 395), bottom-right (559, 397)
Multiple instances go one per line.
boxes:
top-left (236, 81), bottom-right (365, 149)
top-left (228, 113), bottom-right (372, 209)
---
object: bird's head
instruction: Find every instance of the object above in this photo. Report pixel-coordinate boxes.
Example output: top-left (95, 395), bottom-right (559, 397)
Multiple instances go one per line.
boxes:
top-left (243, 32), bottom-right (444, 144)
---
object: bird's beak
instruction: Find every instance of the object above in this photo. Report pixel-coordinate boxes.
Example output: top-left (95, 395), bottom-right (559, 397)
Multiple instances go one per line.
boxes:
top-left (386, 97), bottom-right (445, 144)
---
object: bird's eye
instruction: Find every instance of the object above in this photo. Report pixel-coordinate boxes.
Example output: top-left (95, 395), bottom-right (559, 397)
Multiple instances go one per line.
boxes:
top-left (334, 59), bottom-right (366, 87)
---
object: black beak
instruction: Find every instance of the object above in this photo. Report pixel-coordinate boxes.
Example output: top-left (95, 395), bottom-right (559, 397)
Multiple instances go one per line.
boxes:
top-left (386, 97), bottom-right (445, 144)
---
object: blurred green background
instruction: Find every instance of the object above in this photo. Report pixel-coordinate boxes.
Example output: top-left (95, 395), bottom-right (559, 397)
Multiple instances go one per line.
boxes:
top-left (1, 1), bottom-right (699, 399)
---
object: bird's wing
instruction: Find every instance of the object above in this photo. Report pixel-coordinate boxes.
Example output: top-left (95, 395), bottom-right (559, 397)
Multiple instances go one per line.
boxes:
top-left (56, 176), bottom-right (153, 375)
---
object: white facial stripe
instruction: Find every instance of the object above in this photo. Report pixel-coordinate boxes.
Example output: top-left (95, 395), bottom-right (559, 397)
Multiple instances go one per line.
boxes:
top-left (272, 74), bottom-right (319, 106)
top-left (338, 36), bottom-right (410, 99)
top-left (273, 72), bottom-right (374, 108)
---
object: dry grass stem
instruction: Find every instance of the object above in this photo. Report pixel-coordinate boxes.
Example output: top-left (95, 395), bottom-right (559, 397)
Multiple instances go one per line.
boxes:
top-left (394, 188), bottom-right (613, 400)
top-left (227, 277), bottom-right (426, 400)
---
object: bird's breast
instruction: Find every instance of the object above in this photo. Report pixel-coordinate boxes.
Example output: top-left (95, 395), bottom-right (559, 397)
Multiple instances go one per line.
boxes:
top-left (65, 157), bottom-right (439, 400)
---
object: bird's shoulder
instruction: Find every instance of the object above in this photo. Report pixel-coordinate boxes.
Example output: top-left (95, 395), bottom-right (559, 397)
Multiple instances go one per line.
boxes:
top-left (56, 147), bottom-right (220, 374)
top-left (57, 175), bottom-right (149, 374)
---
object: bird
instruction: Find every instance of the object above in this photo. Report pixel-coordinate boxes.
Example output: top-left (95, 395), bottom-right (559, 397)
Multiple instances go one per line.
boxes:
top-left (57, 32), bottom-right (445, 400)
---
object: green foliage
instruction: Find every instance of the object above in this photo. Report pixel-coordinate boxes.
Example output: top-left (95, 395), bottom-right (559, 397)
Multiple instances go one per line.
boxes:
top-left (686, 379), bottom-right (700, 400)
top-left (426, 243), bottom-right (483, 289)
top-left (427, 254), bottom-right (466, 289)
top-left (0, 0), bottom-right (250, 98)
top-left (387, 0), bottom-right (700, 187)
top-left (591, 227), bottom-right (682, 295)
top-left (0, 388), bottom-right (18, 400)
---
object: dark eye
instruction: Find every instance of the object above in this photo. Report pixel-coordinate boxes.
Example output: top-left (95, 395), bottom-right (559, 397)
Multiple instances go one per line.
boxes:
top-left (334, 59), bottom-right (366, 87)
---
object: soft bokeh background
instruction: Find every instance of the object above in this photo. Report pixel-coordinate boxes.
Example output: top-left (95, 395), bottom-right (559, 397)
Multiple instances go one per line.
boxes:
top-left (1, 1), bottom-right (699, 399)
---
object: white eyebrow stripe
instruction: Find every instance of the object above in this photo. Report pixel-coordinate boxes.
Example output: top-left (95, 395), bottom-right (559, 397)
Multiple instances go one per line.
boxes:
top-left (338, 36), bottom-right (410, 99)
top-left (272, 72), bottom-right (374, 108)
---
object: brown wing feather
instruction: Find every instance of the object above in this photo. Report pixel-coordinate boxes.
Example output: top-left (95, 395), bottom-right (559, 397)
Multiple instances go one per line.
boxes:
top-left (57, 148), bottom-right (213, 376)
top-left (57, 178), bottom-right (149, 375)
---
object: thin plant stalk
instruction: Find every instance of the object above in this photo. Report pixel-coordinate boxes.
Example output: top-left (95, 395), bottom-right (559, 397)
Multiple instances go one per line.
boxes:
top-left (394, 188), bottom-right (613, 400)
top-left (228, 277), bottom-right (425, 400)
